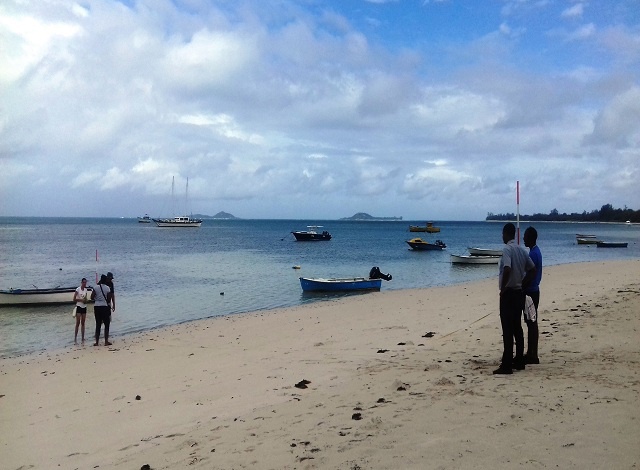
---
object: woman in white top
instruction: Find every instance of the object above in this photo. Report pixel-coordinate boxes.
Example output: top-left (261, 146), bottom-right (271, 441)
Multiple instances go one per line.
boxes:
top-left (73, 278), bottom-right (89, 343)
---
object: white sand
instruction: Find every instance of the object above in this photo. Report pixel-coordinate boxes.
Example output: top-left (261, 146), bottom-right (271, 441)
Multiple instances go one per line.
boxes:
top-left (1, 260), bottom-right (639, 469)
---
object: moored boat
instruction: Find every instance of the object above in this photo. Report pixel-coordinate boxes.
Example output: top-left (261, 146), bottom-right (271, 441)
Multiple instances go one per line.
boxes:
top-left (576, 237), bottom-right (601, 244)
top-left (450, 254), bottom-right (500, 264)
top-left (406, 238), bottom-right (446, 251)
top-left (0, 286), bottom-right (94, 307)
top-left (138, 214), bottom-right (151, 223)
top-left (153, 216), bottom-right (202, 227)
top-left (154, 177), bottom-right (202, 227)
top-left (299, 277), bottom-right (381, 292)
top-left (291, 226), bottom-right (332, 241)
top-left (409, 222), bottom-right (440, 233)
top-left (467, 247), bottom-right (503, 257)
top-left (596, 241), bottom-right (628, 248)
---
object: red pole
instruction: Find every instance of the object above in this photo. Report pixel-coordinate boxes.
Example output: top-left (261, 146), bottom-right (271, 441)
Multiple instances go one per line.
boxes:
top-left (516, 181), bottom-right (520, 245)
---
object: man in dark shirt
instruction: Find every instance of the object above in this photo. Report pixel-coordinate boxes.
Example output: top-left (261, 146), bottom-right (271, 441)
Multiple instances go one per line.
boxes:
top-left (106, 272), bottom-right (116, 312)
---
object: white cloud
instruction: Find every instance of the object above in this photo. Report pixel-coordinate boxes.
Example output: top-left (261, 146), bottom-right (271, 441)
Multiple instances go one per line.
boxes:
top-left (1, 0), bottom-right (639, 219)
top-left (561, 3), bottom-right (584, 19)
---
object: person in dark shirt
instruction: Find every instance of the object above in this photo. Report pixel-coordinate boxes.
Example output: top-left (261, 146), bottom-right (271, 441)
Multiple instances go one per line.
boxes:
top-left (105, 271), bottom-right (116, 313)
top-left (524, 227), bottom-right (543, 364)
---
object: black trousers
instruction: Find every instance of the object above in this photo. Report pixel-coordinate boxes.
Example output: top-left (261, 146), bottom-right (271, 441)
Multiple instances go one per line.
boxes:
top-left (94, 306), bottom-right (111, 341)
top-left (499, 289), bottom-right (525, 368)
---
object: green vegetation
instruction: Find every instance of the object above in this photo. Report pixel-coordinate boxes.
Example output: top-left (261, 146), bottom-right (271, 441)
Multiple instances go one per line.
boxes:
top-left (486, 204), bottom-right (639, 223)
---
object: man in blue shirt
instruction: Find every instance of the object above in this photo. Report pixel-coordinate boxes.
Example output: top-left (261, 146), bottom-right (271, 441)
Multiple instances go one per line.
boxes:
top-left (495, 223), bottom-right (537, 375)
top-left (524, 226), bottom-right (542, 364)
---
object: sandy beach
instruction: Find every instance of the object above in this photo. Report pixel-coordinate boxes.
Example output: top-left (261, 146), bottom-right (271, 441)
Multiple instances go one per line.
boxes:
top-left (1, 260), bottom-right (638, 470)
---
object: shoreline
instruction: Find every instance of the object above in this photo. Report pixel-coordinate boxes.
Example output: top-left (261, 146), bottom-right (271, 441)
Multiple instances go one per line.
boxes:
top-left (2, 259), bottom-right (639, 469)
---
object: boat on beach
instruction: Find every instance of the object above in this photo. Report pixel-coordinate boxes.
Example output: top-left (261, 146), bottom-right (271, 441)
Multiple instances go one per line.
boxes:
top-left (0, 286), bottom-right (93, 306)
top-left (409, 222), bottom-right (440, 233)
top-left (467, 247), bottom-right (503, 257)
top-left (450, 254), bottom-right (500, 264)
top-left (291, 226), bottom-right (332, 241)
top-left (299, 277), bottom-right (382, 292)
top-left (406, 238), bottom-right (446, 251)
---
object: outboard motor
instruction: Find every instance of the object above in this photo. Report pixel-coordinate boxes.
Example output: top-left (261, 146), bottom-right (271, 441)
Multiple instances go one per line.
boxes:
top-left (369, 266), bottom-right (392, 281)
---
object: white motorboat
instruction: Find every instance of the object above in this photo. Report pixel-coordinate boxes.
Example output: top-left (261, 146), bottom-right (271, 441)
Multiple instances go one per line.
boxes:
top-left (450, 254), bottom-right (500, 264)
top-left (467, 247), bottom-right (503, 257)
top-left (0, 286), bottom-right (93, 306)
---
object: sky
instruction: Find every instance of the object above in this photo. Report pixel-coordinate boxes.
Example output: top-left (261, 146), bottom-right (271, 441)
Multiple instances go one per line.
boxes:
top-left (1, 0), bottom-right (639, 220)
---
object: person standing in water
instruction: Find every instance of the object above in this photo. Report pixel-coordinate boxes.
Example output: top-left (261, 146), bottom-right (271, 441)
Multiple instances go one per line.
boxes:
top-left (73, 278), bottom-right (89, 343)
top-left (91, 274), bottom-right (113, 346)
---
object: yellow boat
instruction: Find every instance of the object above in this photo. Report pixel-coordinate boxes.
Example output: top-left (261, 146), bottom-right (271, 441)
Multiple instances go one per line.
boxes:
top-left (409, 222), bottom-right (440, 233)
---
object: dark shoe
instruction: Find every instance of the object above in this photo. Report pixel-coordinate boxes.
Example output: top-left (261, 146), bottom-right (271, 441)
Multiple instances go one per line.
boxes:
top-left (514, 361), bottom-right (526, 371)
top-left (493, 367), bottom-right (513, 375)
top-left (525, 356), bottom-right (540, 365)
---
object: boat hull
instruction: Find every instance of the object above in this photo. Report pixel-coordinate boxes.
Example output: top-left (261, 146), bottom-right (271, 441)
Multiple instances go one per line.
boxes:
top-left (409, 223), bottom-right (440, 233)
top-left (596, 242), bottom-right (628, 248)
top-left (0, 287), bottom-right (93, 306)
top-left (406, 238), bottom-right (446, 251)
top-left (450, 254), bottom-right (500, 264)
top-left (291, 231), bottom-right (331, 241)
top-left (153, 217), bottom-right (202, 227)
top-left (576, 238), bottom-right (601, 244)
top-left (467, 247), bottom-right (503, 256)
top-left (299, 277), bottom-right (382, 292)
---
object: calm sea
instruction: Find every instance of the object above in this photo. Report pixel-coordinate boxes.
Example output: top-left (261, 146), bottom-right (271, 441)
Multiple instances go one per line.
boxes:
top-left (1, 217), bottom-right (638, 357)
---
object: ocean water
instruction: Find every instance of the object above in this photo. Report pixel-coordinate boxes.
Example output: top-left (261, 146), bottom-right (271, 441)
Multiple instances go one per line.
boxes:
top-left (1, 217), bottom-right (638, 358)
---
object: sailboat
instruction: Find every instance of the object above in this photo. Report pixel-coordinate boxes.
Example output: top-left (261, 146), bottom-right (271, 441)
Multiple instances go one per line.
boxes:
top-left (152, 177), bottom-right (203, 227)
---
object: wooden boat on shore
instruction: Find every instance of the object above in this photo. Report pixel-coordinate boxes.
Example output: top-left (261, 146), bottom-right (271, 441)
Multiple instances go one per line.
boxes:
top-left (467, 247), bottom-right (503, 257)
top-left (299, 277), bottom-right (382, 292)
top-left (291, 226), bottom-right (332, 241)
top-left (0, 286), bottom-right (93, 306)
top-left (406, 238), bottom-right (446, 251)
top-left (596, 241), bottom-right (628, 248)
top-left (409, 222), bottom-right (440, 233)
top-left (450, 254), bottom-right (500, 264)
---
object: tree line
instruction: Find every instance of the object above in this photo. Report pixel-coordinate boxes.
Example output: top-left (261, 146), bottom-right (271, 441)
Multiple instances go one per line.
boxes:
top-left (486, 204), bottom-right (639, 223)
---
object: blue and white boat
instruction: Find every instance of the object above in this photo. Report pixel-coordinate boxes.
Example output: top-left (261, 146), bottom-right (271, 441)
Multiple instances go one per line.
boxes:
top-left (299, 277), bottom-right (382, 292)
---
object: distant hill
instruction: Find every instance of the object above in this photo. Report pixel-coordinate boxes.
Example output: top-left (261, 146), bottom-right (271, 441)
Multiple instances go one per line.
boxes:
top-left (341, 212), bottom-right (402, 221)
top-left (193, 211), bottom-right (239, 219)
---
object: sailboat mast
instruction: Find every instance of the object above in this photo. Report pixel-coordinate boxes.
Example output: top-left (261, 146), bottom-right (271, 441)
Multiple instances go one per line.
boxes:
top-left (171, 176), bottom-right (175, 217)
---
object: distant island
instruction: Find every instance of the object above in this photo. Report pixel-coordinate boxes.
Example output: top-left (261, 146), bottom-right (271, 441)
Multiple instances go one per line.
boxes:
top-left (486, 204), bottom-right (639, 223)
top-left (341, 212), bottom-right (402, 221)
top-left (193, 211), bottom-right (239, 219)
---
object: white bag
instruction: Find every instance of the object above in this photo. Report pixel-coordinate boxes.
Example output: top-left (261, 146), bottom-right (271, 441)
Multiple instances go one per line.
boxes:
top-left (72, 306), bottom-right (77, 318)
top-left (524, 295), bottom-right (537, 322)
